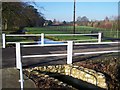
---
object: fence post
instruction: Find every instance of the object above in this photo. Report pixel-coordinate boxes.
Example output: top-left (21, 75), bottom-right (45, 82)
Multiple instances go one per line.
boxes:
top-left (16, 43), bottom-right (24, 90)
top-left (16, 43), bottom-right (21, 69)
top-left (41, 33), bottom-right (44, 45)
top-left (67, 41), bottom-right (73, 64)
top-left (19, 62), bottom-right (24, 90)
top-left (2, 33), bottom-right (6, 48)
top-left (98, 32), bottom-right (102, 43)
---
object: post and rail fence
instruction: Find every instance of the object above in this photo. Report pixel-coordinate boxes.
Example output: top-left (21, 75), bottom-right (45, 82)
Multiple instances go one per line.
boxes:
top-left (2, 32), bottom-right (102, 48)
top-left (2, 32), bottom-right (119, 89)
top-left (15, 40), bottom-right (119, 90)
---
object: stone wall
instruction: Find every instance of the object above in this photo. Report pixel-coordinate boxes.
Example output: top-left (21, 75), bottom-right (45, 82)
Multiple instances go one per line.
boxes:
top-left (25, 64), bottom-right (107, 89)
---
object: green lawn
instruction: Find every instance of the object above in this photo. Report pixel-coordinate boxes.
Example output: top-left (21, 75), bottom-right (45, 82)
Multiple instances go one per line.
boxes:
top-left (6, 36), bottom-right (35, 43)
top-left (4, 26), bottom-right (117, 47)
top-left (25, 26), bottom-right (119, 42)
top-left (26, 26), bottom-right (119, 39)
top-left (25, 27), bottom-right (98, 42)
top-left (5, 26), bottom-right (117, 43)
top-left (25, 27), bottom-right (70, 34)
top-left (55, 36), bottom-right (95, 41)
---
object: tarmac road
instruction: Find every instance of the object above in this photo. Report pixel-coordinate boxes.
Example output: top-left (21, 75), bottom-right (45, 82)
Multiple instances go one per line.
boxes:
top-left (2, 43), bottom-right (119, 68)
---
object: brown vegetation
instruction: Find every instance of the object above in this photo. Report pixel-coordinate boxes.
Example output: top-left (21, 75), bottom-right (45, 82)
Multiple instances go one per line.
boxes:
top-left (74, 53), bottom-right (120, 90)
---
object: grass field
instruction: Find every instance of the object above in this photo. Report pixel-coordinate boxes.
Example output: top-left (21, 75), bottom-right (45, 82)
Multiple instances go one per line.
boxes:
top-left (25, 26), bottom-right (119, 42)
top-left (5, 26), bottom-right (118, 43)
top-left (25, 26), bottom-right (98, 42)
top-left (26, 26), bottom-right (119, 39)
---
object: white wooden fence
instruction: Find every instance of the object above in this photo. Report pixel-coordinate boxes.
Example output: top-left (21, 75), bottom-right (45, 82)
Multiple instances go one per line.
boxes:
top-left (15, 41), bottom-right (119, 90)
top-left (2, 33), bottom-right (101, 48)
top-left (2, 32), bottom-right (119, 89)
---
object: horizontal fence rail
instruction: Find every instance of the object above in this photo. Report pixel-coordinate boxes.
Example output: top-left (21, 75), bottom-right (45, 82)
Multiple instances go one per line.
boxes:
top-left (6, 33), bottom-right (99, 36)
top-left (75, 42), bottom-right (119, 45)
top-left (22, 43), bottom-right (68, 47)
top-left (6, 34), bottom-right (42, 36)
top-left (45, 33), bottom-right (99, 36)
top-left (6, 42), bottom-right (36, 44)
top-left (22, 54), bottom-right (67, 58)
top-left (74, 50), bottom-right (120, 56)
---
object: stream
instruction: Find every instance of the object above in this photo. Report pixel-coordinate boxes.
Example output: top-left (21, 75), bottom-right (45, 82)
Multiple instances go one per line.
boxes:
top-left (37, 38), bottom-right (64, 44)
top-left (34, 71), bottom-right (105, 90)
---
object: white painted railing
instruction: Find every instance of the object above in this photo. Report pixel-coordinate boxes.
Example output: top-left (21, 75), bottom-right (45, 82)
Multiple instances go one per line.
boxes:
top-left (16, 43), bottom-right (24, 90)
top-left (15, 41), bottom-right (119, 89)
top-left (21, 41), bottom-right (73, 64)
top-left (6, 32), bottom-right (116, 89)
top-left (45, 33), bottom-right (98, 36)
top-left (74, 50), bottom-right (120, 56)
top-left (15, 41), bottom-right (73, 90)
top-left (98, 32), bottom-right (102, 43)
top-left (2, 33), bottom-right (100, 48)
top-left (74, 42), bottom-right (119, 45)
top-left (2, 33), bottom-right (45, 48)
top-left (2, 33), bottom-right (6, 48)
top-left (2, 31), bottom-right (118, 89)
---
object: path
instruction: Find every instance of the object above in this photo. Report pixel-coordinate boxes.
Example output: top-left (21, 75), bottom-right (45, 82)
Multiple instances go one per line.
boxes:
top-left (1, 68), bottom-right (36, 89)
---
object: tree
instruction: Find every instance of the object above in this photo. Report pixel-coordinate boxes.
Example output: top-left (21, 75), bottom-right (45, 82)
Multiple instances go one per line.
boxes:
top-left (2, 2), bottom-right (26, 31)
top-left (2, 2), bottom-right (45, 32)
top-left (118, 16), bottom-right (120, 31)
top-left (77, 16), bottom-right (81, 22)
top-left (48, 20), bottom-right (53, 26)
top-left (53, 19), bottom-right (57, 24)
top-left (76, 16), bottom-right (89, 26)
top-left (80, 16), bottom-right (89, 22)
top-left (62, 21), bottom-right (67, 25)
top-left (23, 5), bottom-right (45, 27)
top-left (104, 16), bottom-right (109, 22)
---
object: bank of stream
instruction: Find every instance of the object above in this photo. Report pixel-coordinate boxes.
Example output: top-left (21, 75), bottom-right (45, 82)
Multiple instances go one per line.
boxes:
top-left (74, 53), bottom-right (120, 90)
top-left (24, 68), bottom-right (105, 90)
top-left (23, 53), bottom-right (119, 90)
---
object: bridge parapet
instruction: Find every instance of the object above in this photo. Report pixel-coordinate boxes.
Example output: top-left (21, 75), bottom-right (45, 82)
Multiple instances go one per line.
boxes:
top-left (25, 64), bottom-right (108, 89)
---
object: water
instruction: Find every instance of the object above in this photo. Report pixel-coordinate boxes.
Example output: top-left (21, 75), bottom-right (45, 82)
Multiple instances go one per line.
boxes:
top-left (39, 71), bottom-right (104, 90)
top-left (37, 38), bottom-right (64, 44)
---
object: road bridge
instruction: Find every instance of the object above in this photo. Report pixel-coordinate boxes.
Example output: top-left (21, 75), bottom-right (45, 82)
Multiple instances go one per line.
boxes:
top-left (2, 43), bottom-right (119, 68)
